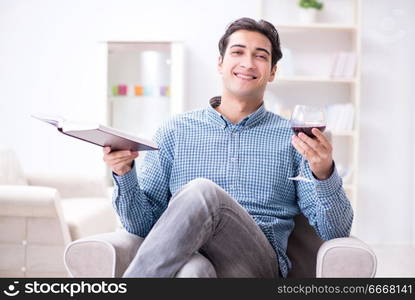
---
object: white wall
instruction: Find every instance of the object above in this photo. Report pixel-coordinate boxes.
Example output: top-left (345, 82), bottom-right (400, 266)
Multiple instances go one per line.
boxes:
top-left (0, 0), bottom-right (414, 244)
top-left (357, 0), bottom-right (415, 245)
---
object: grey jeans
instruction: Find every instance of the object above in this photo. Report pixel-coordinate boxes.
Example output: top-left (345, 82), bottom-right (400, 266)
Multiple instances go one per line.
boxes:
top-left (123, 178), bottom-right (280, 278)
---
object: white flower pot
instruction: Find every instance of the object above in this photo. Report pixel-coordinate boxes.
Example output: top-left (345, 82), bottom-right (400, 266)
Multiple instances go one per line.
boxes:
top-left (298, 8), bottom-right (317, 23)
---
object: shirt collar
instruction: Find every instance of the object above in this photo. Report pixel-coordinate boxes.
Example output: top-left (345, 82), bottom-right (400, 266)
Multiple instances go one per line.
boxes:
top-left (206, 96), bottom-right (267, 129)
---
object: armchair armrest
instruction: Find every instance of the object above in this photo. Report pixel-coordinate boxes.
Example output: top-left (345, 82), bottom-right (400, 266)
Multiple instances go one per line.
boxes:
top-left (64, 230), bottom-right (143, 278)
top-left (26, 173), bottom-right (108, 198)
top-left (0, 185), bottom-right (72, 246)
top-left (316, 236), bottom-right (377, 278)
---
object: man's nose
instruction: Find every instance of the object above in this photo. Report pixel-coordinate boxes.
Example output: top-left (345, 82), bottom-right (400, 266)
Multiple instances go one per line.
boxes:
top-left (239, 55), bottom-right (255, 69)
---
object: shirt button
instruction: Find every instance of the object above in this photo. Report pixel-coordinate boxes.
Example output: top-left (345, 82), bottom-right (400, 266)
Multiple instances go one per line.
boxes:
top-left (232, 132), bottom-right (237, 136)
top-left (229, 185), bottom-right (235, 190)
top-left (230, 157), bottom-right (238, 162)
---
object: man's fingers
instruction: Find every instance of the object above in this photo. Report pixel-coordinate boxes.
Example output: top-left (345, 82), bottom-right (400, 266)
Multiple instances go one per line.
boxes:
top-left (291, 137), bottom-right (305, 155)
top-left (113, 160), bottom-right (133, 172)
top-left (297, 132), bottom-right (319, 149)
top-left (103, 146), bottom-right (111, 154)
top-left (311, 128), bottom-right (332, 151)
top-left (104, 150), bottom-right (137, 161)
top-left (109, 156), bottom-right (133, 166)
top-left (292, 135), bottom-right (318, 159)
top-left (297, 132), bottom-right (327, 155)
top-left (112, 150), bottom-right (133, 159)
top-left (107, 153), bottom-right (138, 166)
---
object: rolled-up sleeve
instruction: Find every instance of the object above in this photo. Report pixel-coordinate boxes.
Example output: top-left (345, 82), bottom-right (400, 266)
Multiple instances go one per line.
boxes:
top-left (112, 123), bottom-right (175, 237)
top-left (296, 162), bottom-right (354, 240)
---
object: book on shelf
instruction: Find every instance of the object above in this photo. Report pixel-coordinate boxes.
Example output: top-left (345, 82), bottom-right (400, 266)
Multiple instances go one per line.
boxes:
top-left (325, 103), bottom-right (354, 132)
top-left (331, 51), bottom-right (357, 79)
top-left (31, 113), bottom-right (158, 151)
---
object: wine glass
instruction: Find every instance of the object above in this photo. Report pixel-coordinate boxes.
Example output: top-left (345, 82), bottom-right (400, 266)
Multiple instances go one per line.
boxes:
top-left (288, 105), bottom-right (326, 182)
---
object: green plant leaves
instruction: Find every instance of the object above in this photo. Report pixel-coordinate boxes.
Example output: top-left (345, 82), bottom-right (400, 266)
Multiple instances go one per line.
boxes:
top-left (299, 0), bottom-right (324, 10)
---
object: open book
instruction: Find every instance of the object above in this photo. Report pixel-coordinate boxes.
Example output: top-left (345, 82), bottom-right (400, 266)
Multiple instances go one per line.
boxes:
top-left (32, 113), bottom-right (158, 151)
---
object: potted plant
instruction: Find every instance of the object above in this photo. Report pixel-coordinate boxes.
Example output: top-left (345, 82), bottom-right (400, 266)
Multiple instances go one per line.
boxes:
top-left (298, 0), bottom-right (324, 23)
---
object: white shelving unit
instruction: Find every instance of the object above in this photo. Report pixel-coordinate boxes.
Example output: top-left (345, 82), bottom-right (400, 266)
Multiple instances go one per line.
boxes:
top-left (104, 41), bottom-right (184, 182)
top-left (106, 41), bottom-right (184, 139)
top-left (258, 0), bottom-right (361, 222)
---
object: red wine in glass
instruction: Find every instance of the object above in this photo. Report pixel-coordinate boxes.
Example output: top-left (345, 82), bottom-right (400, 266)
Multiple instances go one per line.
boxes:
top-left (288, 105), bottom-right (326, 182)
top-left (292, 125), bottom-right (326, 138)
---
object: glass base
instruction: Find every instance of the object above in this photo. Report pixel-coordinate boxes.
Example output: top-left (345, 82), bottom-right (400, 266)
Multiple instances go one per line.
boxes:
top-left (288, 176), bottom-right (313, 183)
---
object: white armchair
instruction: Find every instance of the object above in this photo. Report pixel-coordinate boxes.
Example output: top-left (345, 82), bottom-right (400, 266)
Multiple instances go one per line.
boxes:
top-left (63, 131), bottom-right (376, 278)
top-left (0, 148), bottom-right (118, 277)
top-left (64, 214), bottom-right (377, 278)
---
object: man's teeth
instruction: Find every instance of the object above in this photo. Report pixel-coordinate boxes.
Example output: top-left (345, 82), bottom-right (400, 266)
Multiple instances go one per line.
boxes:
top-left (236, 73), bottom-right (256, 79)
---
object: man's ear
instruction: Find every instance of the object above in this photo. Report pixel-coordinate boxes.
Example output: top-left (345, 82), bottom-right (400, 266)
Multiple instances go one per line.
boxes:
top-left (217, 56), bottom-right (223, 74)
top-left (268, 65), bottom-right (277, 82)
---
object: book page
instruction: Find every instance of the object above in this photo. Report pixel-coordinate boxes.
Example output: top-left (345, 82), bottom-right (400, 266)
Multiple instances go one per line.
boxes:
top-left (31, 113), bottom-right (65, 128)
top-left (61, 120), bottom-right (100, 132)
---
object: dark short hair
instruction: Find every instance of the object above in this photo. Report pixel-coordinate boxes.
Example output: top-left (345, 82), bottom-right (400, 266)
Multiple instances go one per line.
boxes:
top-left (218, 17), bottom-right (283, 69)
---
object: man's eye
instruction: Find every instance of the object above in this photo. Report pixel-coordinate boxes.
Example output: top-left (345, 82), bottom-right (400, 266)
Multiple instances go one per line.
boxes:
top-left (232, 51), bottom-right (242, 54)
top-left (257, 55), bottom-right (267, 59)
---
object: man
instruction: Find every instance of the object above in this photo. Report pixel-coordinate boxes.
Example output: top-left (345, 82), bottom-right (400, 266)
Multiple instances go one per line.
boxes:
top-left (103, 17), bottom-right (353, 278)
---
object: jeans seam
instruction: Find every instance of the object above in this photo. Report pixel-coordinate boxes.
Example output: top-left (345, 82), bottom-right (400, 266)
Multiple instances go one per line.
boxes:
top-left (194, 216), bottom-right (215, 253)
top-left (211, 205), bottom-right (237, 238)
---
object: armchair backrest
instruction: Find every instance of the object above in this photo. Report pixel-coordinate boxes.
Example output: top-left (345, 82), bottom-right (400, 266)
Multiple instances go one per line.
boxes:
top-left (0, 148), bottom-right (27, 185)
top-left (286, 214), bottom-right (324, 278)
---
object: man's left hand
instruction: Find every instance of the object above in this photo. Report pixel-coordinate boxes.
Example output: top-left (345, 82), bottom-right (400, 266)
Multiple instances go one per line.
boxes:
top-left (291, 128), bottom-right (334, 180)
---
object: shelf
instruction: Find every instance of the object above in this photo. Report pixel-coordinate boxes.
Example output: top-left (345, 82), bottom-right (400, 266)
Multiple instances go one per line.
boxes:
top-left (108, 96), bottom-right (170, 101)
top-left (275, 23), bottom-right (357, 32)
top-left (275, 76), bottom-right (356, 84)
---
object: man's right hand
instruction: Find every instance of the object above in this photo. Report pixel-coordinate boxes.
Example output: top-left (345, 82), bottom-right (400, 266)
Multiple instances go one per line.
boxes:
top-left (103, 146), bottom-right (139, 176)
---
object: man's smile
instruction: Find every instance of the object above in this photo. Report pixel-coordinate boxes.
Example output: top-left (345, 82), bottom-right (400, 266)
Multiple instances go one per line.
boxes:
top-left (233, 72), bottom-right (258, 81)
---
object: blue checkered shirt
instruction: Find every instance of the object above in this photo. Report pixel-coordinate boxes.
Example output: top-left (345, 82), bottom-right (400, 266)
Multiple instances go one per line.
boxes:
top-left (112, 102), bottom-right (353, 277)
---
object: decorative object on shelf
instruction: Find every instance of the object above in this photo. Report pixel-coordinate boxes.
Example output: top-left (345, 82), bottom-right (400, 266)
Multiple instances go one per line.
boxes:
top-left (111, 85), bottom-right (118, 96)
top-left (160, 86), bottom-right (170, 97)
top-left (298, 0), bottom-right (324, 23)
top-left (118, 84), bottom-right (127, 96)
top-left (134, 85), bottom-right (144, 96)
top-left (144, 85), bottom-right (155, 96)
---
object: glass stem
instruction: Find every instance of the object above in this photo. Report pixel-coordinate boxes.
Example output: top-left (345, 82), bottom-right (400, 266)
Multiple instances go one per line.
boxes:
top-left (299, 157), bottom-right (307, 177)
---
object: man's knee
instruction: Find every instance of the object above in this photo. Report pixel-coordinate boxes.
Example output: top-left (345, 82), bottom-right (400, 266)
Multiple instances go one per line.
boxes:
top-left (172, 178), bottom-right (221, 204)
top-left (169, 178), bottom-right (232, 216)
top-left (175, 252), bottom-right (217, 278)
top-left (186, 178), bottom-right (219, 193)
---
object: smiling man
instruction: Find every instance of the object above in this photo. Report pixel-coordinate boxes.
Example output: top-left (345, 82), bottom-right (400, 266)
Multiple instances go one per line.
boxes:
top-left (103, 18), bottom-right (353, 278)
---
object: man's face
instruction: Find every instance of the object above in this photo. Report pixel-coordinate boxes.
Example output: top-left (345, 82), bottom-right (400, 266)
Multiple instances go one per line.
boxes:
top-left (218, 30), bottom-right (276, 101)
